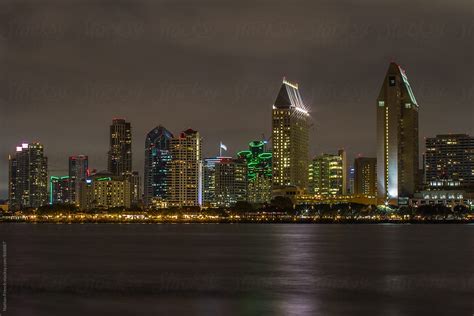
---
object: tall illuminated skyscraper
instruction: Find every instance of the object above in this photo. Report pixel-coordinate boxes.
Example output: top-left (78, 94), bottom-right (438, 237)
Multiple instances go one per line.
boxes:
top-left (377, 62), bottom-right (419, 204)
top-left (144, 126), bottom-right (173, 206)
top-left (8, 143), bottom-right (48, 210)
top-left (168, 129), bottom-right (203, 207)
top-left (271, 78), bottom-right (310, 193)
top-left (108, 118), bottom-right (132, 176)
top-left (237, 140), bottom-right (272, 204)
top-left (68, 155), bottom-right (88, 205)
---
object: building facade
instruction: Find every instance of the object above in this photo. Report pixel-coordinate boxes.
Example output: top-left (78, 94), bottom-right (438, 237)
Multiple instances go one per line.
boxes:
top-left (203, 156), bottom-right (231, 207)
top-left (167, 129), bottom-right (203, 207)
top-left (68, 155), bottom-right (88, 206)
top-left (214, 158), bottom-right (247, 207)
top-left (107, 118), bottom-right (132, 176)
top-left (308, 149), bottom-right (347, 196)
top-left (79, 171), bottom-right (131, 210)
top-left (8, 143), bottom-right (48, 210)
top-left (50, 176), bottom-right (70, 205)
top-left (144, 126), bottom-right (173, 206)
top-left (237, 140), bottom-right (272, 204)
top-left (376, 62), bottom-right (419, 204)
top-left (272, 78), bottom-right (310, 193)
top-left (354, 157), bottom-right (377, 196)
top-left (424, 134), bottom-right (474, 191)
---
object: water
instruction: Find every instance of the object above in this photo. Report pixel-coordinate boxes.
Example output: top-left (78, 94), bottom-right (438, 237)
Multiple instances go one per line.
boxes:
top-left (1, 223), bottom-right (473, 315)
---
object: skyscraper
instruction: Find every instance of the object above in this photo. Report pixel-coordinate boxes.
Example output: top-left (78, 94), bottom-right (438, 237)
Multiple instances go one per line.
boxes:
top-left (377, 62), bottom-right (419, 204)
top-left (308, 149), bottom-right (347, 196)
top-left (108, 118), bottom-right (132, 176)
top-left (214, 158), bottom-right (248, 207)
top-left (8, 143), bottom-right (48, 210)
top-left (424, 134), bottom-right (474, 191)
top-left (203, 156), bottom-right (230, 207)
top-left (50, 176), bottom-right (70, 205)
top-left (237, 140), bottom-right (273, 204)
top-left (143, 126), bottom-right (173, 206)
top-left (168, 129), bottom-right (203, 207)
top-left (272, 78), bottom-right (310, 193)
top-left (354, 157), bottom-right (377, 196)
top-left (69, 155), bottom-right (88, 205)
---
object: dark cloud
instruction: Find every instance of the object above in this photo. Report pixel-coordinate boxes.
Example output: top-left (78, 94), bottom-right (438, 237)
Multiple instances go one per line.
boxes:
top-left (0, 0), bottom-right (473, 198)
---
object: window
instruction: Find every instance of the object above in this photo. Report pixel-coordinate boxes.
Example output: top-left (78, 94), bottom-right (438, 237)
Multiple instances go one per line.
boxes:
top-left (389, 76), bottom-right (396, 86)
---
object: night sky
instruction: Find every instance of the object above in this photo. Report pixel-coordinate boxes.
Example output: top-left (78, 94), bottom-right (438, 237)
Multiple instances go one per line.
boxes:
top-left (0, 0), bottom-right (473, 198)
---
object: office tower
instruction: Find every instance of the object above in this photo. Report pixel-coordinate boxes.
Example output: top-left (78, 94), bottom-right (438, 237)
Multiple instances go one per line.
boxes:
top-left (129, 171), bottom-right (141, 206)
top-left (143, 126), bottom-right (173, 206)
top-left (377, 62), bottom-right (419, 203)
top-left (425, 134), bottom-right (474, 190)
top-left (50, 176), bottom-right (70, 204)
top-left (354, 157), bottom-right (377, 196)
top-left (168, 129), bottom-right (202, 207)
top-left (79, 171), bottom-right (131, 210)
top-left (8, 143), bottom-right (48, 210)
top-left (271, 78), bottom-right (310, 192)
top-left (308, 149), bottom-right (347, 196)
top-left (203, 157), bottom-right (229, 207)
top-left (237, 140), bottom-right (273, 204)
top-left (107, 118), bottom-right (132, 176)
top-left (348, 166), bottom-right (355, 194)
top-left (214, 158), bottom-right (248, 207)
top-left (68, 155), bottom-right (88, 205)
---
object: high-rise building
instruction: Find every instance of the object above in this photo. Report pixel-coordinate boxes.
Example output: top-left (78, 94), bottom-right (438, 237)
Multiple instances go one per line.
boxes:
top-left (354, 157), bottom-right (377, 196)
top-left (203, 156), bottom-right (230, 207)
top-left (348, 165), bottom-right (355, 194)
top-left (376, 62), bottom-right (419, 204)
top-left (108, 118), bottom-right (132, 176)
top-left (168, 129), bottom-right (202, 207)
top-left (424, 134), bottom-right (474, 191)
top-left (272, 78), bottom-right (310, 193)
top-left (50, 176), bottom-right (70, 205)
top-left (78, 171), bottom-right (131, 210)
top-left (308, 149), bottom-right (347, 196)
top-left (237, 140), bottom-right (272, 204)
top-left (129, 171), bottom-right (141, 206)
top-left (214, 158), bottom-right (248, 207)
top-left (68, 155), bottom-right (88, 205)
top-left (8, 143), bottom-right (48, 210)
top-left (143, 126), bottom-right (173, 206)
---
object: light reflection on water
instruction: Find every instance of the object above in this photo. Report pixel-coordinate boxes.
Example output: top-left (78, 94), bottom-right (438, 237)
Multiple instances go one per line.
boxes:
top-left (2, 223), bottom-right (474, 315)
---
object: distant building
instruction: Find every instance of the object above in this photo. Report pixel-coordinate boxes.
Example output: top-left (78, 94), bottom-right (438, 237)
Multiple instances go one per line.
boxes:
top-left (424, 134), bottom-right (474, 191)
top-left (308, 149), bottom-right (347, 196)
top-left (79, 171), bottom-right (131, 210)
top-left (272, 78), bottom-right (310, 193)
top-left (50, 176), bottom-right (70, 205)
top-left (203, 156), bottom-right (230, 207)
top-left (348, 165), bottom-right (355, 194)
top-left (168, 129), bottom-right (203, 207)
top-left (108, 118), bottom-right (132, 176)
top-left (377, 62), bottom-right (419, 204)
top-left (128, 171), bottom-right (141, 206)
top-left (68, 155), bottom-right (88, 205)
top-left (214, 158), bottom-right (247, 207)
top-left (144, 126), bottom-right (173, 206)
top-left (354, 157), bottom-right (377, 196)
top-left (8, 143), bottom-right (48, 210)
top-left (237, 140), bottom-right (272, 204)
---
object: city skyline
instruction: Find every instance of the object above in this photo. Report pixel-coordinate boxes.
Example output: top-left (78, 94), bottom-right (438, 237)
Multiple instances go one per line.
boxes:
top-left (1, 0), bottom-right (473, 199)
top-left (1, 65), bottom-right (473, 201)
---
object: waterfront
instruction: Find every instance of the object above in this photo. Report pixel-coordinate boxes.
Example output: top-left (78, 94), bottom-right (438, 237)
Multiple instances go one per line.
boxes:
top-left (1, 224), bottom-right (474, 315)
